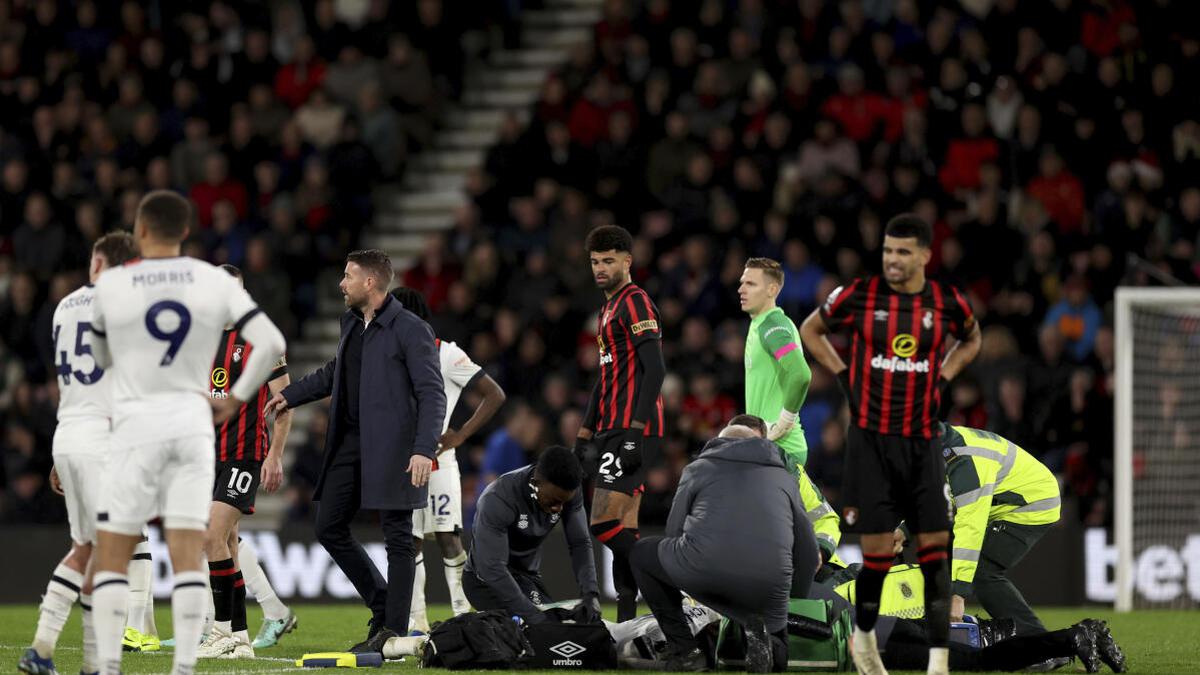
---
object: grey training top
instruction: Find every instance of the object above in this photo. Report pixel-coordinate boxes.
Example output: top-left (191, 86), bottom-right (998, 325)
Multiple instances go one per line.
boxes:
top-left (660, 436), bottom-right (817, 594)
top-left (466, 465), bottom-right (598, 617)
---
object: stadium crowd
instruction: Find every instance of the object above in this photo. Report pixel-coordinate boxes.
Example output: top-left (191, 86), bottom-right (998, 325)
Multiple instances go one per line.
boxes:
top-left (404, 0), bottom-right (1198, 529)
top-left (0, 0), bottom-right (484, 521)
top-left (3, 0), bottom-right (1197, 531)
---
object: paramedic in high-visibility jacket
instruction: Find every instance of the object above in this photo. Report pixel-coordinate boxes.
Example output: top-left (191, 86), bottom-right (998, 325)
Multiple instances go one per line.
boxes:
top-left (942, 424), bottom-right (1061, 635)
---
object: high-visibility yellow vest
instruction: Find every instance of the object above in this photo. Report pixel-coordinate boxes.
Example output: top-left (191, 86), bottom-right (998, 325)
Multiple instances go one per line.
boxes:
top-left (943, 425), bottom-right (1060, 594)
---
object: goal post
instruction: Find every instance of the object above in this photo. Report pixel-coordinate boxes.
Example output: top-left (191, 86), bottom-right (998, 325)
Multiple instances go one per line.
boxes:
top-left (1114, 287), bottom-right (1200, 612)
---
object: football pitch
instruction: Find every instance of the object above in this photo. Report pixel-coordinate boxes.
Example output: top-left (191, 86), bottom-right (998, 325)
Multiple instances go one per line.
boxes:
top-left (0, 604), bottom-right (1193, 673)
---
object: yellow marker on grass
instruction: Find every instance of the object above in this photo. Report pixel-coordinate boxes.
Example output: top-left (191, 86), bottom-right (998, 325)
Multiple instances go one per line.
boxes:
top-left (296, 652), bottom-right (384, 668)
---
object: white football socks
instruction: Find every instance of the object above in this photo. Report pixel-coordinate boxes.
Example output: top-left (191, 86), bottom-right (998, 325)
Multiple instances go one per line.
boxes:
top-left (81, 593), bottom-right (98, 673)
top-left (92, 571), bottom-right (129, 675)
top-left (32, 564), bottom-right (81, 657)
top-left (171, 570), bottom-right (209, 674)
top-left (238, 537), bottom-right (289, 621)
top-left (126, 541), bottom-right (154, 635)
top-left (410, 554), bottom-right (428, 633)
top-left (444, 551), bottom-right (469, 615)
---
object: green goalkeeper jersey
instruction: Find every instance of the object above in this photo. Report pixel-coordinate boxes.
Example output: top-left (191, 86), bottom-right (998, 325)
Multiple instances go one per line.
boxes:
top-left (745, 306), bottom-right (811, 466)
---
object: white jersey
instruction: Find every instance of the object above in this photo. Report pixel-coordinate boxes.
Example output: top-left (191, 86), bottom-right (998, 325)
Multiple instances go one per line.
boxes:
top-left (92, 257), bottom-right (259, 443)
top-left (51, 284), bottom-right (111, 433)
top-left (437, 339), bottom-right (483, 462)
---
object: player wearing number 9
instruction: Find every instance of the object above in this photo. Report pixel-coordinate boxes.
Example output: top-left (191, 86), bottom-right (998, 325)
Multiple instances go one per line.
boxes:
top-left (86, 191), bottom-right (287, 675)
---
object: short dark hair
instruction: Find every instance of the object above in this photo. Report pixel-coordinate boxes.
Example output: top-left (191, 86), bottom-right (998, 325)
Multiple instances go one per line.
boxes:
top-left (745, 257), bottom-right (784, 287)
top-left (136, 190), bottom-right (193, 241)
top-left (536, 445), bottom-right (583, 492)
top-left (884, 213), bottom-right (932, 248)
top-left (391, 286), bottom-right (430, 321)
top-left (585, 225), bottom-right (633, 254)
top-left (346, 249), bottom-right (394, 288)
top-left (220, 264), bottom-right (242, 279)
top-left (92, 232), bottom-right (138, 267)
top-left (727, 414), bottom-right (767, 437)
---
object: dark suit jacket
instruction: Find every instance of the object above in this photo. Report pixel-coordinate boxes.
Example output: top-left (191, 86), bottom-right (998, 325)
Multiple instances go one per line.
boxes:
top-left (282, 296), bottom-right (447, 510)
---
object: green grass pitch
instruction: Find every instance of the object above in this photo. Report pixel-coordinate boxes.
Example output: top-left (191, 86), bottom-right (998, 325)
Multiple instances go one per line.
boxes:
top-left (0, 604), bottom-right (1193, 673)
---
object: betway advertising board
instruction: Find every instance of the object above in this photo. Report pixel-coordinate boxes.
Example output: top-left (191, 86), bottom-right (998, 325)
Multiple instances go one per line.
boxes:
top-left (0, 524), bottom-right (1196, 608)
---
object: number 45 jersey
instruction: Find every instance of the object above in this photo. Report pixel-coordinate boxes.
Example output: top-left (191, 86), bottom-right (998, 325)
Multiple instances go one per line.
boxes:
top-left (52, 283), bottom-right (111, 429)
top-left (92, 257), bottom-right (263, 444)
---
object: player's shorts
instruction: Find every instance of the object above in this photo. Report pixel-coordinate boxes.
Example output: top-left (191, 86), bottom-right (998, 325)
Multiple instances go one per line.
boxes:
top-left (591, 429), bottom-right (663, 496)
top-left (53, 421), bottom-right (111, 545)
top-left (413, 452), bottom-right (463, 538)
top-left (213, 460), bottom-right (262, 515)
top-left (840, 425), bottom-right (951, 534)
top-left (98, 434), bottom-right (215, 535)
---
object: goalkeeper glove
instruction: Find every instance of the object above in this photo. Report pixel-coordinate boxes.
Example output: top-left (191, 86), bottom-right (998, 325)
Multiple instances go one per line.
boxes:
top-left (619, 428), bottom-right (643, 474)
top-left (767, 409), bottom-right (798, 441)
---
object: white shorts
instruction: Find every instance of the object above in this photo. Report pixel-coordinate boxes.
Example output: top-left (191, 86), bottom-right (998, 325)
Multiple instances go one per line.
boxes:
top-left (412, 455), bottom-right (463, 539)
top-left (98, 434), bottom-right (215, 535)
top-left (56, 453), bottom-right (108, 545)
top-left (53, 422), bottom-right (111, 545)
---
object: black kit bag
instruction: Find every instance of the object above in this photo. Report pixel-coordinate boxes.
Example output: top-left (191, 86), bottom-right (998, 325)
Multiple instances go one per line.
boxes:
top-left (520, 617), bottom-right (618, 669)
top-left (420, 610), bottom-right (530, 669)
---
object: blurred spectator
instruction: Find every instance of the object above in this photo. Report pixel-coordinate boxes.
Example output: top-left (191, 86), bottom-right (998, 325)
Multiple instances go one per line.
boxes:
top-left (0, 1), bottom-right (472, 524)
top-left (1043, 275), bottom-right (1103, 362)
top-left (274, 36), bottom-right (326, 109)
top-left (1027, 147), bottom-right (1086, 234)
top-left (13, 193), bottom-right (66, 282)
top-left (189, 152), bottom-right (249, 228)
top-left (295, 87), bottom-right (346, 150)
top-left (2, 0), bottom-right (1193, 530)
top-left (478, 403), bottom-right (544, 492)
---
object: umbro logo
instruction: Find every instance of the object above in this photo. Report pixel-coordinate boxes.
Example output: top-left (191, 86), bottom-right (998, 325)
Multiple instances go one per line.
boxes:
top-left (874, 310), bottom-right (889, 321)
top-left (550, 641), bottom-right (586, 658)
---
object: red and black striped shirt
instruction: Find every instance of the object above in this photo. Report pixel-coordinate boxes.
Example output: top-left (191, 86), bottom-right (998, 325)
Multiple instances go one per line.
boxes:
top-left (210, 328), bottom-right (288, 462)
top-left (819, 276), bottom-right (975, 439)
top-left (594, 283), bottom-right (665, 436)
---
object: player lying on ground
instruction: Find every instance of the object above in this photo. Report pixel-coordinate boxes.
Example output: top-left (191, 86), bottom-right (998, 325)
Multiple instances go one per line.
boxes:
top-left (390, 288), bottom-right (507, 635)
top-left (732, 415), bottom-right (1122, 673)
top-left (608, 593), bottom-right (1125, 673)
top-left (19, 233), bottom-right (139, 675)
top-left (811, 570), bottom-right (1126, 673)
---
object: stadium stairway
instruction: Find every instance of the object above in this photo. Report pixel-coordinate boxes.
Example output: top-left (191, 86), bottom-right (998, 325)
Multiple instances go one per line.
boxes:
top-left (249, 0), bottom-right (604, 525)
top-left (365, 0), bottom-right (603, 259)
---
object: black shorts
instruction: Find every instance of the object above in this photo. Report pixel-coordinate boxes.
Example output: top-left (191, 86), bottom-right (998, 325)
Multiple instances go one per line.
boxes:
top-left (462, 567), bottom-right (552, 611)
top-left (213, 460), bottom-right (261, 515)
top-left (591, 429), bottom-right (662, 496)
top-left (840, 425), bottom-right (951, 534)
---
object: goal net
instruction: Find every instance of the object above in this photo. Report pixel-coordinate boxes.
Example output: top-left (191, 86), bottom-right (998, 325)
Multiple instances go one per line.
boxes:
top-left (1114, 288), bottom-right (1200, 611)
